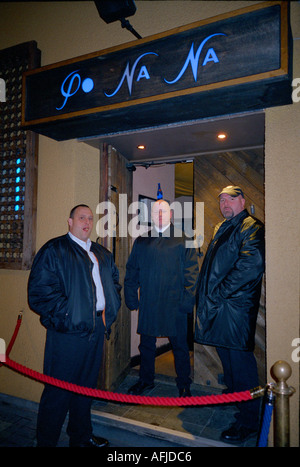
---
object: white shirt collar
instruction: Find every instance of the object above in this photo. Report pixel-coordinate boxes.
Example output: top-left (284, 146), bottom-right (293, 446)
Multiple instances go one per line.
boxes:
top-left (154, 222), bottom-right (171, 233)
top-left (68, 231), bottom-right (92, 251)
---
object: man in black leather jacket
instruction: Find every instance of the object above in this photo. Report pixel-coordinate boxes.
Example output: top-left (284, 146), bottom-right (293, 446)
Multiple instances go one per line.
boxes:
top-left (28, 205), bottom-right (121, 447)
top-left (195, 186), bottom-right (265, 444)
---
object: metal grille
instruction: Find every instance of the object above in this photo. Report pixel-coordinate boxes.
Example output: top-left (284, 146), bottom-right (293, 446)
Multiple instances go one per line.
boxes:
top-left (0, 57), bottom-right (27, 265)
top-left (0, 42), bottom-right (40, 269)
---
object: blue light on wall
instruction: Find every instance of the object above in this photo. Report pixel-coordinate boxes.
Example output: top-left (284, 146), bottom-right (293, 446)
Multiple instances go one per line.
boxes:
top-left (15, 158), bottom-right (21, 212)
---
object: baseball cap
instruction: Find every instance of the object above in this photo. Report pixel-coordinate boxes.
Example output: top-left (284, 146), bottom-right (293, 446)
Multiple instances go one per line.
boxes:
top-left (218, 186), bottom-right (245, 198)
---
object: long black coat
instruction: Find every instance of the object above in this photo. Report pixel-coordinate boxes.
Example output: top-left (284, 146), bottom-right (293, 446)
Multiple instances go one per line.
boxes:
top-left (124, 224), bottom-right (199, 337)
top-left (195, 210), bottom-right (265, 351)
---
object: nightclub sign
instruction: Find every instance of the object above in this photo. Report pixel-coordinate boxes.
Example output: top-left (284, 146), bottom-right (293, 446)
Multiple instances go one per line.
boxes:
top-left (22, 1), bottom-right (292, 141)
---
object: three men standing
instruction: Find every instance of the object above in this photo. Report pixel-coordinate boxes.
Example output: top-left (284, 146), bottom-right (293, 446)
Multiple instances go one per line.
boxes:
top-left (28, 184), bottom-right (264, 446)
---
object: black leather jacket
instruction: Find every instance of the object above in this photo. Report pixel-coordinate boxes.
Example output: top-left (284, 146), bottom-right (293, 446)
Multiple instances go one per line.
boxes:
top-left (28, 234), bottom-right (121, 337)
top-left (195, 210), bottom-right (265, 351)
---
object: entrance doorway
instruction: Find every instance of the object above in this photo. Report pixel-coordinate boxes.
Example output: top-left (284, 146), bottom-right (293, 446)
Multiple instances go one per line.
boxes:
top-left (129, 147), bottom-right (265, 388)
top-left (87, 110), bottom-right (266, 390)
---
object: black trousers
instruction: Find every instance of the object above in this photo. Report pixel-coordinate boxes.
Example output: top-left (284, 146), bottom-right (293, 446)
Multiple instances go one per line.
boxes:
top-left (37, 315), bottom-right (105, 447)
top-left (216, 347), bottom-right (261, 430)
top-left (139, 313), bottom-right (191, 390)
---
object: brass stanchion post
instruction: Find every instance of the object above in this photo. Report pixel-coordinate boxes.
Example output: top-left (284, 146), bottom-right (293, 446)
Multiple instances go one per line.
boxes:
top-left (271, 360), bottom-right (295, 447)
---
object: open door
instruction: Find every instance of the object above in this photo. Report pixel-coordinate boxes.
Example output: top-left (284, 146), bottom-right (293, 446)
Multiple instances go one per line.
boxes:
top-left (193, 148), bottom-right (266, 388)
top-left (98, 143), bottom-right (132, 390)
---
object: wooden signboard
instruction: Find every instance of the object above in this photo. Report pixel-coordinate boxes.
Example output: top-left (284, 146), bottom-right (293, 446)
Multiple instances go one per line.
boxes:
top-left (22, 1), bottom-right (292, 141)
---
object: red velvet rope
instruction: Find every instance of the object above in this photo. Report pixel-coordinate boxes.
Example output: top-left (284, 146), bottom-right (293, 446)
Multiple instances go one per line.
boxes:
top-left (4, 312), bottom-right (22, 358)
top-left (2, 313), bottom-right (253, 407)
top-left (4, 357), bottom-right (252, 406)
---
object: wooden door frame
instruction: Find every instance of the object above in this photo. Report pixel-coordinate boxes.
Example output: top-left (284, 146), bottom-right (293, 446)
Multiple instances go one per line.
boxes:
top-left (98, 142), bottom-right (132, 390)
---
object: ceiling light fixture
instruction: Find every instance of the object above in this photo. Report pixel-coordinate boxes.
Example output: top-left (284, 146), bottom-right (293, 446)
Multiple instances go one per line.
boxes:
top-left (137, 144), bottom-right (145, 150)
top-left (217, 132), bottom-right (227, 140)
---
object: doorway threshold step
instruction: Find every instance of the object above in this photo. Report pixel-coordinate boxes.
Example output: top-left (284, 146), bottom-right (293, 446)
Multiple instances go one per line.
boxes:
top-left (91, 409), bottom-right (233, 447)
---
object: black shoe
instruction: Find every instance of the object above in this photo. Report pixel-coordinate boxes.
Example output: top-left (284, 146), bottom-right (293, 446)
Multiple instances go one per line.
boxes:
top-left (70, 435), bottom-right (109, 447)
top-left (179, 387), bottom-right (192, 397)
top-left (127, 380), bottom-right (155, 395)
top-left (221, 424), bottom-right (257, 444)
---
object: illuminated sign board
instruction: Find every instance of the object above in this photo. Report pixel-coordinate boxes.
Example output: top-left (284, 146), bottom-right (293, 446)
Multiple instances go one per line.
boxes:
top-left (22, 1), bottom-right (292, 141)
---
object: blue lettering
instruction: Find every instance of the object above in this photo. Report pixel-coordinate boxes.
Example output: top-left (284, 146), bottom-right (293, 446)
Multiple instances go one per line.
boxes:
top-left (104, 52), bottom-right (158, 97)
top-left (136, 65), bottom-right (150, 82)
top-left (56, 71), bottom-right (94, 110)
top-left (82, 77), bottom-right (94, 93)
top-left (56, 70), bottom-right (81, 110)
top-left (55, 32), bottom-right (226, 109)
top-left (164, 33), bottom-right (226, 84)
top-left (202, 47), bottom-right (219, 66)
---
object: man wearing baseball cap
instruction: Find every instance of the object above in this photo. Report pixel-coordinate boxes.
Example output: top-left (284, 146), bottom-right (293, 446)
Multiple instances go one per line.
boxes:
top-left (195, 186), bottom-right (265, 444)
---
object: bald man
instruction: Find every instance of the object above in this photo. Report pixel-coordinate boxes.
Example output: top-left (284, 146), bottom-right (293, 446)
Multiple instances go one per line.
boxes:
top-left (124, 200), bottom-right (199, 396)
